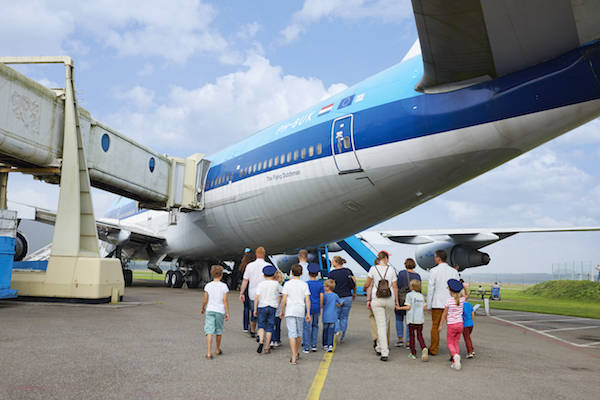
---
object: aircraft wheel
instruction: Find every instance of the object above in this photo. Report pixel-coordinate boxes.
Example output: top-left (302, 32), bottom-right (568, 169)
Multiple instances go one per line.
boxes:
top-left (187, 270), bottom-right (200, 289)
top-left (164, 271), bottom-right (174, 287)
top-left (172, 270), bottom-right (184, 288)
top-left (123, 269), bottom-right (133, 287)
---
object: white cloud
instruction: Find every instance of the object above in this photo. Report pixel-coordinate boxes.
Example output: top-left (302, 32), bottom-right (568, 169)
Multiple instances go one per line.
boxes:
top-left (106, 54), bottom-right (348, 155)
top-left (237, 22), bottom-right (261, 39)
top-left (281, 0), bottom-right (413, 44)
top-left (114, 86), bottom-right (155, 109)
top-left (0, 0), bottom-right (232, 64)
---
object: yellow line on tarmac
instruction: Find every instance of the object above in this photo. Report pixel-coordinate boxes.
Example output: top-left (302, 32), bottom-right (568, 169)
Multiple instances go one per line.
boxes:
top-left (305, 336), bottom-right (338, 400)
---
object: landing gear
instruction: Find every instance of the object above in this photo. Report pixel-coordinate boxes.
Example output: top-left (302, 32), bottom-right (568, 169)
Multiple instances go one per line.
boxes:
top-left (171, 270), bottom-right (184, 288)
top-left (123, 269), bottom-right (133, 287)
top-left (164, 270), bottom-right (173, 287)
top-left (187, 270), bottom-right (200, 289)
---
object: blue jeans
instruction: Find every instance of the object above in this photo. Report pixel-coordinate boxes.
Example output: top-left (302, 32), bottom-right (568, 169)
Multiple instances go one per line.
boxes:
top-left (395, 311), bottom-right (409, 341)
top-left (273, 317), bottom-right (281, 342)
top-left (322, 322), bottom-right (335, 347)
top-left (303, 313), bottom-right (319, 350)
top-left (335, 296), bottom-right (353, 340)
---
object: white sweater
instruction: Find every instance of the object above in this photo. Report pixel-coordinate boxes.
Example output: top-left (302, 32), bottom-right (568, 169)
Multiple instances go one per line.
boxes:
top-left (426, 262), bottom-right (459, 309)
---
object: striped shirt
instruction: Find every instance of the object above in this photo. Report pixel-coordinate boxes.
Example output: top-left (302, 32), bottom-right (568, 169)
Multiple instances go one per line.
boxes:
top-left (445, 296), bottom-right (465, 325)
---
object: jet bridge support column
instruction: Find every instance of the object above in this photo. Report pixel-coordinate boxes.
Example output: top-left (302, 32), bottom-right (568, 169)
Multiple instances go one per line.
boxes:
top-left (2, 57), bottom-right (124, 303)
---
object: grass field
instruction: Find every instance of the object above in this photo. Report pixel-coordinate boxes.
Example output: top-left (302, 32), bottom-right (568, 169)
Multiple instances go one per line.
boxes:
top-left (355, 278), bottom-right (600, 319)
top-left (132, 270), bottom-right (165, 281)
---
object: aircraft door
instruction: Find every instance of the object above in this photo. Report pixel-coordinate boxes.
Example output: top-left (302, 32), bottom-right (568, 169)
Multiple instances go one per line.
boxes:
top-left (331, 114), bottom-right (362, 173)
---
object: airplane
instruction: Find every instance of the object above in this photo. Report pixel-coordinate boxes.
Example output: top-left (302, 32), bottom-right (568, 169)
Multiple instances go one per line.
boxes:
top-left (14, 1), bottom-right (600, 288)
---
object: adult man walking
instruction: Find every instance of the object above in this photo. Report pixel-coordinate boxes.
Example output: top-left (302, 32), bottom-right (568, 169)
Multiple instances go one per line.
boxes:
top-left (426, 249), bottom-right (459, 355)
top-left (240, 246), bottom-right (271, 337)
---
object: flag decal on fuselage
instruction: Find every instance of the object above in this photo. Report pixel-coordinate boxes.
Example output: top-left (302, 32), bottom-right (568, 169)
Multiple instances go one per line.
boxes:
top-left (338, 94), bottom-right (355, 109)
top-left (319, 103), bottom-right (334, 116)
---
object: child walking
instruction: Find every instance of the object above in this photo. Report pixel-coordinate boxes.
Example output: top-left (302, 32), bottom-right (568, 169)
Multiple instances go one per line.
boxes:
top-left (462, 299), bottom-right (475, 358)
top-left (201, 265), bottom-right (230, 359)
top-left (398, 279), bottom-right (428, 361)
top-left (271, 270), bottom-right (284, 348)
top-left (438, 279), bottom-right (465, 370)
top-left (280, 264), bottom-right (311, 365)
top-left (303, 264), bottom-right (324, 353)
top-left (322, 279), bottom-right (342, 352)
top-left (254, 265), bottom-right (281, 354)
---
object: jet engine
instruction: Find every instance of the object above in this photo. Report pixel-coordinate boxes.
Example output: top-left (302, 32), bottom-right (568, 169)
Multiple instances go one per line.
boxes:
top-left (14, 231), bottom-right (28, 261)
top-left (415, 242), bottom-right (490, 271)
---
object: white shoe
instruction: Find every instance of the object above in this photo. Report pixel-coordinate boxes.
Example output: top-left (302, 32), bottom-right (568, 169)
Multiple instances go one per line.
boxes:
top-left (421, 348), bottom-right (428, 362)
top-left (303, 349), bottom-right (310, 354)
top-left (327, 346), bottom-right (333, 352)
top-left (323, 346), bottom-right (328, 351)
top-left (453, 354), bottom-right (461, 371)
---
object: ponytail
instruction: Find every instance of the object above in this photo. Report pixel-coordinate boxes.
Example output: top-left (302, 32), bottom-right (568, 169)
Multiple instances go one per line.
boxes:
top-left (451, 290), bottom-right (461, 306)
top-left (374, 250), bottom-right (389, 266)
top-left (332, 255), bottom-right (346, 266)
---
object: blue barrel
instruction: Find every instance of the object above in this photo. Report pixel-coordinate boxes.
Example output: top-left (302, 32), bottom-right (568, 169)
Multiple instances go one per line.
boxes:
top-left (0, 236), bottom-right (17, 299)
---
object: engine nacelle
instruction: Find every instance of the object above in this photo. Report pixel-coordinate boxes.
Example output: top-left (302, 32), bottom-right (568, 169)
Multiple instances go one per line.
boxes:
top-left (14, 231), bottom-right (28, 262)
top-left (415, 242), bottom-right (490, 271)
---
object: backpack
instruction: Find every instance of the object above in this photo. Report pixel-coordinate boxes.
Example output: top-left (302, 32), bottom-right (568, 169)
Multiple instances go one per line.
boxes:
top-left (398, 270), bottom-right (411, 305)
top-left (375, 266), bottom-right (392, 298)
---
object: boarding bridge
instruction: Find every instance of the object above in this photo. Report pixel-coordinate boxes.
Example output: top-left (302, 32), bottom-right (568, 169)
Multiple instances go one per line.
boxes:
top-left (0, 57), bottom-right (210, 302)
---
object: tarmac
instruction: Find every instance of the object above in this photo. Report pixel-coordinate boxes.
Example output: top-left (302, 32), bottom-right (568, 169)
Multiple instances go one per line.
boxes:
top-left (1, 283), bottom-right (599, 400)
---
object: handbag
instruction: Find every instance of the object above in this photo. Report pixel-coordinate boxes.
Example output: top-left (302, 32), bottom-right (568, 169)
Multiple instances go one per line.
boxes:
top-left (375, 266), bottom-right (392, 298)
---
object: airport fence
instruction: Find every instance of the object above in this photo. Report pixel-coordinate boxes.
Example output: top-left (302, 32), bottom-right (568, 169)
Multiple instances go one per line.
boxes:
top-left (551, 261), bottom-right (599, 282)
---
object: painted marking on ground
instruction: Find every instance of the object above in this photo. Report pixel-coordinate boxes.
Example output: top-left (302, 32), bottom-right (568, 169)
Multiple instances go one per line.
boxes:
top-left (491, 316), bottom-right (597, 348)
top-left (540, 326), bottom-right (600, 333)
top-left (305, 336), bottom-right (338, 400)
top-left (512, 318), bottom-right (591, 324)
top-left (580, 341), bottom-right (600, 347)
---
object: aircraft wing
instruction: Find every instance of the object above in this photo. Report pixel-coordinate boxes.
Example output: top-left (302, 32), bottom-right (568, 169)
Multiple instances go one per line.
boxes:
top-left (410, 0), bottom-right (600, 92)
top-left (370, 227), bottom-right (600, 249)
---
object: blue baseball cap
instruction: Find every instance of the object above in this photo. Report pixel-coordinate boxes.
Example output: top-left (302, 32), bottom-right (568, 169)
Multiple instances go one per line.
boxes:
top-left (262, 265), bottom-right (276, 276)
top-left (307, 263), bottom-right (321, 274)
top-left (447, 279), bottom-right (464, 292)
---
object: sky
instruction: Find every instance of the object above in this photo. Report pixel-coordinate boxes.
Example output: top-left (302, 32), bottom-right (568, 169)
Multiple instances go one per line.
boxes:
top-left (1, 0), bottom-right (599, 275)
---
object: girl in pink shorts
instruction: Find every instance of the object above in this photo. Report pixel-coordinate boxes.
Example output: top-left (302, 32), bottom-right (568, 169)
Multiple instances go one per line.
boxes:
top-left (438, 279), bottom-right (465, 370)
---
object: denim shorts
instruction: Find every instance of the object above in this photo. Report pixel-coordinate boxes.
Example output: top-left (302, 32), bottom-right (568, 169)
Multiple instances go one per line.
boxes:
top-left (204, 311), bottom-right (225, 335)
top-left (249, 299), bottom-right (258, 322)
top-left (257, 306), bottom-right (276, 333)
top-left (286, 316), bottom-right (304, 339)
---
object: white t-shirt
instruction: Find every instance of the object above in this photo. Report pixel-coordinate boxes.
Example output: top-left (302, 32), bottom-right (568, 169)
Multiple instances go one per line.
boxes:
top-left (299, 261), bottom-right (310, 281)
top-left (367, 264), bottom-right (397, 300)
top-left (256, 280), bottom-right (281, 308)
top-left (243, 258), bottom-right (270, 299)
top-left (426, 262), bottom-right (460, 309)
top-left (405, 291), bottom-right (425, 324)
top-left (282, 279), bottom-right (310, 317)
top-left (204, 281), bottom-right (229, 314)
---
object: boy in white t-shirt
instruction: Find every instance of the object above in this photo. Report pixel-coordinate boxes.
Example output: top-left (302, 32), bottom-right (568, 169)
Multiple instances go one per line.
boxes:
top-left (201, 265), bottom-right (230, 359)
top-left (254, 265), bottom-right (281, 354)
top-left (279, 264), bottom-right (311, 365)
top-left (398, 279), bottom-right (428, 362)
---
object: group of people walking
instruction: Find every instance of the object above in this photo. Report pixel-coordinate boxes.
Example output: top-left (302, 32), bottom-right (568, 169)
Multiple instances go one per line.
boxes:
top-left (202, 246), bottom-right (476, 370)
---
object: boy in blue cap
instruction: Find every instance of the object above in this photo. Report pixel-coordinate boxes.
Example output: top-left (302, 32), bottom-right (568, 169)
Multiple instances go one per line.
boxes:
top-left (438, 279), bottom-right (466, 370)
top-left (254, 265), bottom-right (281, 354)
top-left (303, 263), bottom-right (324, 353)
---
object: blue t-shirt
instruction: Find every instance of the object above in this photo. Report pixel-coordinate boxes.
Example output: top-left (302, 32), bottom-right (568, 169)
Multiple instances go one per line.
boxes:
top-left (329, 267), bottom-right (355, 298)
top-left (307, 280), bottom-right (324, 315)
top-left (463, 302), bottom-right (474, 328)
top-left (397, 269), bottom-right (421, 290)
top-left (322, 292), bottom-right (341, 323)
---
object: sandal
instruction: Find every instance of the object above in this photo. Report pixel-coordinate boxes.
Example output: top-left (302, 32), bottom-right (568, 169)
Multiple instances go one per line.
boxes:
top-left (289, 358), bottom-right (297, 365)
top-left (264, 349), bottom-right (271, 354)
top-left (216, 349), bottom-right (223, 356)
top-left (205, 354), bottom-right (213, 360)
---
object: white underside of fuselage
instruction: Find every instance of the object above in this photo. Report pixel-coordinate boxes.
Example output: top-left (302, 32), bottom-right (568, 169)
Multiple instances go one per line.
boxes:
top-left (125, 98), bottom-right (600, 260)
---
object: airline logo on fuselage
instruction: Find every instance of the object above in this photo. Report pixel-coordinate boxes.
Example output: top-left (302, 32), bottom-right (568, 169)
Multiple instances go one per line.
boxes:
top-left (277, 111), bottom-right (315, 133)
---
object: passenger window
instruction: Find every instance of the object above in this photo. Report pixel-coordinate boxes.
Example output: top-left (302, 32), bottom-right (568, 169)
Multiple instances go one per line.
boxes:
top-left (343, 137), bottom-right (351, 149)
top-left (281, 154), bottom-right (285, 164)
top-left (287, 152), bottom-right (292, 162)
top-left (268, 158), bottom-right (273, 168)
top-left (253, 164), bottom-right (257, 173)
top-left (257, 162), bottom-right (262, 172)
top-left (263, 160), bottom-right (267, 169)
top-left (301, 148), bottom-right (306, 159)
top-left (316, 143), bottom-right (322, 155)
top-left (293, 150), bottom-right (299, 161)
top-left (308, 146), bottom-right (314, 157)
top-left (274, 157), bottom-right (279, 167)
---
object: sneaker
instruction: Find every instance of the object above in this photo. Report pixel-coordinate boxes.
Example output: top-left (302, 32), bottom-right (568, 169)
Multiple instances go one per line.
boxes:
top-left (327, 346), bottom-right (333, 352)
top-left (450, 362), bottom-right (455, 369)
top-left (257, 343), bottom-right (263, 354)
top-left (405, 344), bottom-right (410, 349)
top-left (323, 346), bottom-right (328, 351)
top-left (408, 354), bottom-right (417, 360)
top-left (380, 356), bottom-right (388, 362)
top-left (303, 349), bottom-right (310, 354)
top-left (395, 341), bottom-right (403, 347)
top-left (453, 354), bottom-right (461, 371)
top-left (272, 341), bottom-right (281, 348)
top-left (467, 353), bottom-right (474, 359)
top-left (256, 336), bottom-right (260, 343)
top-left (311, 346), bottom-right (317, 352)
top-left (421, 348), bottom-right (429, 362)
top-left (242, 329), bottom-right (248, 333)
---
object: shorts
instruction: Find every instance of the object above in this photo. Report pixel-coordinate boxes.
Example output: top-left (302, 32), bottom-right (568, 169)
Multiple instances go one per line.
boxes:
top-left (286, 316), bottom-right (304, 339)
top-left (204, 311), bottom-right (225, 335)
top-left (249, 300), bottom-right (258, 322)
top-left (257, 306), bottom-right (276, 333)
